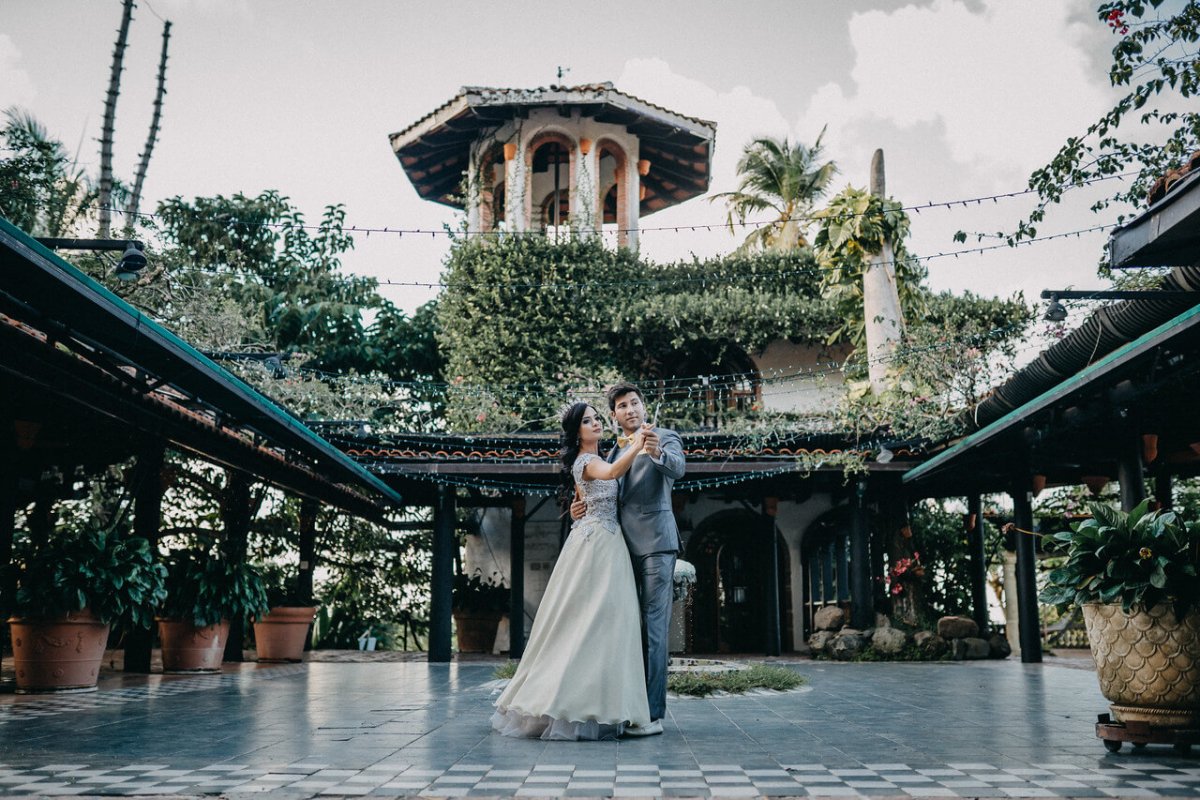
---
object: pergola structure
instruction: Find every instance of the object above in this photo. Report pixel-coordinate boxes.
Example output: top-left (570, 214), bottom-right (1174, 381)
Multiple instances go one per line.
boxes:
top-left (0, 217), bottom-right (403, 670)
top-left (903, 168), bottom-right (1200, 663)
top-left (333, 428), bottom-right (924, 662)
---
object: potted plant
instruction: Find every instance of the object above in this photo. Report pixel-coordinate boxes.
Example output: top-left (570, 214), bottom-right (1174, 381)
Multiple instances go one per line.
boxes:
top-left (252, 565), bottom-right (317, 663)
top-left (453, 570), bottom-right (508, 653)
top-left (8, 528), bottom-right (166, 692)
top-left (1041, 500), bottom-right (1200, 726)
top-left (158, 547), bottom-right (268, 672)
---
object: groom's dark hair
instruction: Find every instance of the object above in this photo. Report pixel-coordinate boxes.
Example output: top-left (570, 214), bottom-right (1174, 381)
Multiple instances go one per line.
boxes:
top-left (606, 382), bottom-right (643, 411)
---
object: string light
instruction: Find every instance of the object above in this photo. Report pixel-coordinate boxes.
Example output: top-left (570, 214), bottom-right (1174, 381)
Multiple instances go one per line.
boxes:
top-left (74, 170), bottom-right (1133, 239)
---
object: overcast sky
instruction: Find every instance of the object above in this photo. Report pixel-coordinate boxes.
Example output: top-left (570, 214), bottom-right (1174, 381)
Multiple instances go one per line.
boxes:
top-left (1, 0), bottom-right (1145, 318)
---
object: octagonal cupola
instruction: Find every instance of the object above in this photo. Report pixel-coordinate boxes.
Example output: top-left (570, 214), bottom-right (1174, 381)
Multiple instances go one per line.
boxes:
top-left (388, 83), bottom-right (716, 249)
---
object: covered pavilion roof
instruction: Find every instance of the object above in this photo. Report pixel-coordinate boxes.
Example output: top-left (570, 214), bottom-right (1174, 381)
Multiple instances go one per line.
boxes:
top-left (0, 217), bottom-right (402, 520)
top-left (902, 169), bottom-right (1200, 498)
top-left (388, 83), bottom-right (717, 215)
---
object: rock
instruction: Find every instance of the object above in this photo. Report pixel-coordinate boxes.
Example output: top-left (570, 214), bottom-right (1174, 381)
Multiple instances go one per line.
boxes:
top-left (988, 632), bottom-right (1012, 659)
top-left (872, 626), bottom-right (909, 655)
top-left (874, 612), bottom-right (892, 629)
top-left (807, 631), bottom-right (835, 655)
top-left (915, 631), bottom-right (948, 658)
top-left (814, 605), bottom-right (846, 632)
top-left (830, 629), bottom-right (866, 660)
top-left (862, 627), bottom-right (876, 641)
top-left (937, 615), bottom-right (980, 640)
top-left (951, 637), bottom-right (992, 660)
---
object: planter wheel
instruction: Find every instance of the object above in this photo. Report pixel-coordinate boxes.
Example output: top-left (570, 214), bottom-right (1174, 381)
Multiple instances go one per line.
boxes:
top-left (1176, 742), bottom-right (1193, 756)
top-left (1104, 739), bottom-right (1122, 753)
top-left (1096, 713), bottom-right (1200, 756)
top-left (1132, 742), bottom-right (1147, 750)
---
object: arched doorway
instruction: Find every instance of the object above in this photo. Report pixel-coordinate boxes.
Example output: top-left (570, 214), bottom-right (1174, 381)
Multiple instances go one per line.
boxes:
top-left (800, 505), bottom-right (884, 637)
top-left (686, 509), bottom-right (792, 653)
top-left (526, 133), bottom-right (574, 239)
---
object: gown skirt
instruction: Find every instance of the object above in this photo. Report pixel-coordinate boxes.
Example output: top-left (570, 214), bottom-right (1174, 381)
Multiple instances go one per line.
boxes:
top-left (491, 515), bottom-right (651, 740)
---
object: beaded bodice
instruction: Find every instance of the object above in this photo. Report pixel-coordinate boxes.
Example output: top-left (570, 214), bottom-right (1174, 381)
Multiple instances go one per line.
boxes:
top-left (572, 453), bottom-right (619, 524)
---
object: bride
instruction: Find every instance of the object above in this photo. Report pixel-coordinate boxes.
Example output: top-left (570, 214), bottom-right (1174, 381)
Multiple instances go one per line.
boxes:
top-left (491, 401), bottom-right (651, 740)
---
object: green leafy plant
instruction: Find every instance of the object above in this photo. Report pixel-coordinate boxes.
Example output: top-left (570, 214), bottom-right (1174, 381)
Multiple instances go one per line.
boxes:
top-left (257, 562), bottom-right (310, 608)
top-left (160, 548), bottom-right (269, 627)
top-left (1040, 500), bottom-right (1200, 617)
top-left (452, 569), bottom-right (508, 615)
top-left (666, 664), bottom-right (806, 696)
top-left (13, 528), bottom-right (166, 629)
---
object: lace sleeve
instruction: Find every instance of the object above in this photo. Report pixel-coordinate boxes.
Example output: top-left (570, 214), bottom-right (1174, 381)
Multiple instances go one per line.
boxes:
top-left (572, 452), bottom-right (598, 484)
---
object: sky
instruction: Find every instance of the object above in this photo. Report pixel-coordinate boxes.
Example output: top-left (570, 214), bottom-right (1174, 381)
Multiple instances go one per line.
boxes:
top-left (0, 0), bottom-right (1144, 321)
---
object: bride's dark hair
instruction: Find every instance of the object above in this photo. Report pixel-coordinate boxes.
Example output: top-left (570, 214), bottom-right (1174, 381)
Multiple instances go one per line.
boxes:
top-left (560, 401), bottom-right (607, 470)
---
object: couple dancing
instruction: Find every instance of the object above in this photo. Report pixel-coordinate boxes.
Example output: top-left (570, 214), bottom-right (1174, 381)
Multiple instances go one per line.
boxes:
top-left (491, 382), bottom-right (685, 740)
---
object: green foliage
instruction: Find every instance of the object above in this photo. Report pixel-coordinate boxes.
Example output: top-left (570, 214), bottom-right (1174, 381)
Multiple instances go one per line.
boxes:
top-left (709, 131), bottom-right (838, 252)
top-left (493, 660), bottom-right (518, 679)
top-left (1011, 1), bottom-right (1200, 243)
top-left (908, 501), bottom-right (1003, 620)
top-left (665, 664), bottom-right (806, 696)
top-left (813, 186), bottom-right (928, 351)
top-left (1040, 499), bottom-right (1200, 616)
top-left (12, 529), bottom-right (166, 629)
top-left (0, 108), bottom-right (100, 237)
top-left (453, 569), bottom-right (509, 614)
top-left (160, 548), bottom-right (269, 627)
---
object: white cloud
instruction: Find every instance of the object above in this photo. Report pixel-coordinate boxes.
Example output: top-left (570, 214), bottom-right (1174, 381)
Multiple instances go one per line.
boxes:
top-left (0, 34), bottom-right (36, 111)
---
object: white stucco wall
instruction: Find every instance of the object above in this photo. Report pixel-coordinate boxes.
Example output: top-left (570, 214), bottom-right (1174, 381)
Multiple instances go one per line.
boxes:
top-left (751, 341), bottom-right (853, 415)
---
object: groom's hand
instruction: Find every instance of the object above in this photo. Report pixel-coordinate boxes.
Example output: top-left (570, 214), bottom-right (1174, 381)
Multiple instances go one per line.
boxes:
top-left (642, 427), bottom-right (661, 459)
top-left (570, 498), bottom-right (586, 520)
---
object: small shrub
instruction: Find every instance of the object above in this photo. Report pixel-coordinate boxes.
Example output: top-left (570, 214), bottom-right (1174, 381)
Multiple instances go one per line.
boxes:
top-left (667, 664), bottom-right (805, 697)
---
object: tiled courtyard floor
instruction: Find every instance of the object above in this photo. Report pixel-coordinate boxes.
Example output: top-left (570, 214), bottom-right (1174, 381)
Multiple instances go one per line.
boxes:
top-left (1, 657), bottom-right (1199, 798)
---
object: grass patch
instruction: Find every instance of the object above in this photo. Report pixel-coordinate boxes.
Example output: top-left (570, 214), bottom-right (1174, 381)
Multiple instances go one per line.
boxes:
top-left (493, 660), bottom-right (517, 679)
top-left (667, 664), bottom-right (806, 697)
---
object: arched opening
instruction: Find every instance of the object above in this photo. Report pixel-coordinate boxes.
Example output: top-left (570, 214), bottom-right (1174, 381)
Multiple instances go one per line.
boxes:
top-left (799, 505), bottom-right (883, 638)
top-left (642, 343), bottom-right (761, 431)
top-left (685, 509), bottom-right (792, 654)
top-left (526, 133), bottom-right (575, 240)
top-left (477, 143), bottom-right (505, 233)
top-left (596, 140), bottom-right (629, 248)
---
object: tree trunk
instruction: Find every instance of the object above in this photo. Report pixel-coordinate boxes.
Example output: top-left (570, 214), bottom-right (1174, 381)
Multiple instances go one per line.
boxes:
top-left (125, 19), bottom-right (171, 226)
top-left (98, 0), bottom-right (135, 238)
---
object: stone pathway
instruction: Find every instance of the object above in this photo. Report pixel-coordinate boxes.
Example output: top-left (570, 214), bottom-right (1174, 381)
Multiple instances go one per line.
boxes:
top-left (0, 658), bottom-right (1197, 798)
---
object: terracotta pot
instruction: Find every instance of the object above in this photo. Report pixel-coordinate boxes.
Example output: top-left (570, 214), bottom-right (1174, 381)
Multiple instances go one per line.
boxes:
top-left (253, 606), bottom-right (317, 662)
top-left (453, 610), bottom-right (502, 653)
top-left (1083, 602), bottom-right (1200, 726)
top-left (158, 618), bottom-right (229, 673)
top-left (8, 609), bottom-right (109, 693)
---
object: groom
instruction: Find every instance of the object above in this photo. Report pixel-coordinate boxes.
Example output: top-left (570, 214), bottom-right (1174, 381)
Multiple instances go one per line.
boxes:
top-left (572, 382), bottom-right (686, 736)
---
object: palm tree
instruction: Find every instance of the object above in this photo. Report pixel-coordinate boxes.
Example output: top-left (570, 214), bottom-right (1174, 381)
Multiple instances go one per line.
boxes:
top-left (710, 130), bottom-right (838, 252)
top-left (0, 108), bottom-right (99, 237)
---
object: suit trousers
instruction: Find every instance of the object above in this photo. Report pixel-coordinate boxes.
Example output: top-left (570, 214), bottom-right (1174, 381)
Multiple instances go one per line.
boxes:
top-left (633, 550), bottom-right (676, 721)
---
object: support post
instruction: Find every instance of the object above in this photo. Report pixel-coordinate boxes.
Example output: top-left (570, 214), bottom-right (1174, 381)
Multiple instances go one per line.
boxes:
top-left (763, 497), bottom-right (781, 657)
top-left (222, 473), bottom-right (252, 663)
top-left (0, 453), bottom-right (18, 658)
top-left (966, 494), bottom-right (989, 635)
top-left (298, 498), bottom-right (317, 605)
top-left (1117, 433), bottom-right (1146, 512)
top-left (1153, 467), bottom-right (1173, 510)
top-left (1011, 485), bottom-right (1042, 663)
top-left (509, 496), bottom-right (526, 659)
top-left (849, 478), bottom-right (873, 630)
top-left (429, 485), bottom-right (456, 662)
top-left (125, 444), bottom-right (165, 673)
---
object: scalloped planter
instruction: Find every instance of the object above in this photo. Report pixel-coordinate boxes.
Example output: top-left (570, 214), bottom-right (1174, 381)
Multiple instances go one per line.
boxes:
top-left (158, 618), bottom-right (229, 673)
top-left (8, 609), bottom-right (109, 693)
top-left (1083, 602), bottom-right (1200, 727)
top-left (253, 606), bottom-right (317, 662)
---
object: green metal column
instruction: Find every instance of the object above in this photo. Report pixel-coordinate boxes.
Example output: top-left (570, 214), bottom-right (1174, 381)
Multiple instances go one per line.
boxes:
top-left (126, 444), bottom-right (165, 673)
top-left (222, 473), bottom-right (252, 663)
top-left (1117, 433), bottom-right (1146, 512)
top-left (849, 478), bottom-right (873, 630)
top-left (1011, 486), bottom-right (1042, 663)
top-left (298, 498), bottom-right (317, 605)
top-left (509, 496), bottom-right (526, 659)
top-left (763, 497), bottom-right (781, 657)
top-left (429, 485), bottom-right (456, 663)
top-left (967, 494), bottom-right (989, 635)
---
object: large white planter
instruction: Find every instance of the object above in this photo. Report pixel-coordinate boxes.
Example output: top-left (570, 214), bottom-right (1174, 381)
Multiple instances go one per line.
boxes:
top-left (1083, 602), bottom-right (1200, 727)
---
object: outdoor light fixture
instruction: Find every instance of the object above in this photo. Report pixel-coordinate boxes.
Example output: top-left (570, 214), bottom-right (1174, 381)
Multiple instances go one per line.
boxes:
top-left (1043, 294), bottom-right (1068, 322)
top-left (1040, 288), bottom-right (1199, 321)
top-left (36, 237), bottom-right (148, 282)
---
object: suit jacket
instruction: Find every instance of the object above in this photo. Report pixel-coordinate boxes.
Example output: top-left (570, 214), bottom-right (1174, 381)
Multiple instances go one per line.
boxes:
top-left (608, 427), bottom-right (686, 557)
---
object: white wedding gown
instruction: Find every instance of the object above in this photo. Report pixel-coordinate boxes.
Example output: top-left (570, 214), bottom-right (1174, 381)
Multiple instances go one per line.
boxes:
top-left (491, 452), bottom-right (651, 740)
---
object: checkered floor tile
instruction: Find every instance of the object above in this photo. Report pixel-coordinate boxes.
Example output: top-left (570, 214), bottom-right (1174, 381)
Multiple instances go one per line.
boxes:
top-left (0, 761), bottom-right (1198, 797)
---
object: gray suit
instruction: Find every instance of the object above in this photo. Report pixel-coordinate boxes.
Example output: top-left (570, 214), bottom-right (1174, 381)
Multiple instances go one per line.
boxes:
top-left (609, 426), bottom-right (685, 721)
